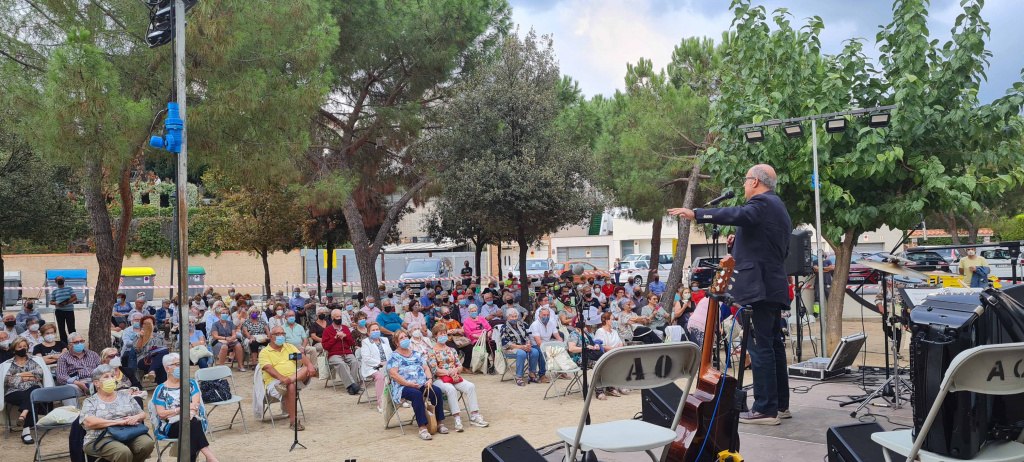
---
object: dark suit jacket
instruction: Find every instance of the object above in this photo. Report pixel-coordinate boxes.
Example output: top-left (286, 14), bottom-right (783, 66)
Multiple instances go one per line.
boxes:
top-left (694, 191), bottom-right (792, 307)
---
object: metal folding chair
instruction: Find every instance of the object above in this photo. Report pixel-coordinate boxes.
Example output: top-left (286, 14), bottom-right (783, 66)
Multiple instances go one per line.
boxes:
top-left (382, 374), bottom-right (415, 435)
top-left (540, 341), bottom-right (582, 401)
top-left (194, 366), bottom-right (248, 437)
top-left (31, 384), bottom-right (80, 461)
top-left (255, 364), bottom-right (305, 428)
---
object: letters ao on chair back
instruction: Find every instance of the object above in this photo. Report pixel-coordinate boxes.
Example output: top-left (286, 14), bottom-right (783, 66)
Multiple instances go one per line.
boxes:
top-left (591, 343), bottom-right (701, 393)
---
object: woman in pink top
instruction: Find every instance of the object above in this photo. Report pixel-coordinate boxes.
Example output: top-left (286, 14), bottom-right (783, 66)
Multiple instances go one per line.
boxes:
top-left (462, 304), bottom-right (491, 343)
top-left (687, 297), bottom-right (710, 345)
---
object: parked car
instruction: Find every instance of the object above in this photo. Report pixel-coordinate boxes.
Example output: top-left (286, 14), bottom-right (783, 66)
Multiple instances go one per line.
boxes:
top-left (687, 257), bottom-right (719, 289)
top-left (619, 260), bottom-right (671, 286)
top-left (902, 250), bottom-right (953, 273)
top-left (848, 252), bottom-right (885, 284)
top-left (513, 258), bottom-right (555, 287)
top-left (973, 249), bottom-right (1021, 279)
top-left (912, 246), bottom-right (959, 264)
top-left (552, 261), bottom-right (610, 284)
top-left (622, 253), bottom-right (676, 267)
top-left (398, 257), bottom-right (454, 291)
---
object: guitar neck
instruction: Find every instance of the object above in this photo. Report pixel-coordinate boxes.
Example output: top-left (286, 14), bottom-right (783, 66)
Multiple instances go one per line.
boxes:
top-left (699, 297), bottom-right (720, 376)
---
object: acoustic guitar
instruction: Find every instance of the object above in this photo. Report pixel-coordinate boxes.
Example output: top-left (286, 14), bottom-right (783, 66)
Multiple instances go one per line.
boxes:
top-left (666, 256), bottom-right (738, 462)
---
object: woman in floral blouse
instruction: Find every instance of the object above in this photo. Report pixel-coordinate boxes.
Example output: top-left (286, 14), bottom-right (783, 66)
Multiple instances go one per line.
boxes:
top-left (386, 330), bottom-right (448, 441)
top-left (426, 324), bottom-right (488, 432)
top-left (3, 337), bottom-right (46, 444)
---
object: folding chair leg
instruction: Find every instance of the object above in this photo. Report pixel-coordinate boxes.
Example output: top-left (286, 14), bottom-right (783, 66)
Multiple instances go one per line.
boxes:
top-left (235, 403), bottom-right (248, 434)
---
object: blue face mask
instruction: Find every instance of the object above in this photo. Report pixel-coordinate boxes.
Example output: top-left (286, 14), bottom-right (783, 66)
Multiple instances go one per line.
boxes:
top-left (469, 312), bottom-right (478, 318)
top-left (346, 305), bottom-right (354, 311)
top-left (399, 339), bottom-right (411, 349)
top-left (485, 300), bottom-right (493, 305)
top-left (368, 303), bottom-right (375, 308)
top-left (172, 367), bottom-right (180, 379)
top-left (370, 331), bottom-right (381, 340)
top-left (438, 335), bottom-right (448, 344)
top-left (358, 320), bottom-right (367, 327)
top-left (287, 316), bottom-right (296, 324)
top-left (612, 321), bottom-right (619, 328)
top-left (275, 335), bottom-right (286, 346)
top-left (220, 314), bottom-right (229, 321)
top-left (459, 300), bottom-right (468, 306)
top-left (133, 322), bottom-right (141, 329)
top-left (541, 316), bottom-right (550, 324)
top-left (73, 343), bottom-right (85, 353)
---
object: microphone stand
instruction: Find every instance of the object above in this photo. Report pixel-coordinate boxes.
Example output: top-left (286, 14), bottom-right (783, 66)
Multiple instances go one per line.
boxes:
top-left (569, 280), bottom-right (598, 462)
top-left (289, 352), bottom-right (306, 452)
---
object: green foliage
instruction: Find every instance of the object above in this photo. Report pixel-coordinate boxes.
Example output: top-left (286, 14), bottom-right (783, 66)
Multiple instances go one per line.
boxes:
top-left (1002, 215), bottom-right (1024, 241)
top-left (128, 218), bottom-right (170, 259)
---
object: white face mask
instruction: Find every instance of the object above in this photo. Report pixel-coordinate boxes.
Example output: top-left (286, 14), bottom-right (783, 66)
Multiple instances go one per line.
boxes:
top-left (109, 357), bottom-right (122, 368)
top-left (29, 324), bottom-right (39, 332)
top-left (967, 250), bottom-right (976, 256)
top-left (276, 310), bottom-right (283, 317)
top-left (44, 334), bottom-right (55, 343)
top-left (411, 330), bottom-right (422, 339)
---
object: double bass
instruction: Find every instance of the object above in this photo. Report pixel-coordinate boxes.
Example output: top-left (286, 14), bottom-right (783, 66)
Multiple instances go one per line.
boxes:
top-left (666, 256), bottom-right (739, 462)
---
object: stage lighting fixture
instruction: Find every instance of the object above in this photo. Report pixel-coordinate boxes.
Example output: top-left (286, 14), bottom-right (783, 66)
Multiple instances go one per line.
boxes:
top-left (824, 117), bottom-right (847, 134)
top-left (783, 124), bottom-right (804, 139)
top-left (745, 129), bottom-right (764, 143)
top-left (868, 111), bottom-right (890, 128)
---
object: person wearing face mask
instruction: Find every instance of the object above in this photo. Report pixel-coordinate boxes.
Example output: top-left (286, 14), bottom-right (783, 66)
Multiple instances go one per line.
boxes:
top-left (152, 353), bottom-right (219, 462)
top-left (408, 326), bottom-right (433, 356)
top-left (642, 293), bottom-right (669, 339)
top-left (80, 364), bottom-right (155, 461)
top-left (630, 287), bottom-right (647, 312)
top-left (673, 287), bottom-right (697, 329)
top-left (16, 300), bottom-right (44, 332)
top-left (593, 312), bottom-right (629, 396)
top-left (959, 247), bottom-right (991, 288)
top-left (351, 312), bottom-right (371, 347)
top-left (56, 332), bottom-right (100, 394)
top-left (309, 307), bottom-right (329, 355)
top-left (387, 329), bottom-right (449, 440)
top-left (211, 308), bottom-right (245, 372)
top-left (375, 301), bottom-right (403, 337)
top-left (359, 322), bottom-right (393, 412)
top-left (434, 307), bottom-right (472, 371)
top-left (360, 296), bottom-right (381, 324)
top-left (19, 317), bottom-right (43, 350)
top-left (112, 293), bottom-right (132, 328)
top-left (428, 323), bottom-right (489, 431)
top-left (282, 309), bottom-right (317, 361)
top-left (187, 318), bottom-right (213, 369)
top-left (130, 316), bottom-right (170, 385)
top-left (461, 304), bottom-right (493, 367)
top-left (528, 307), bottom-right (562, 383)
top-left (2, 313), bottom-right (18, 340)
top-left (323, 309), bottom-right (361, 395)
top-left (0, 331), bottom-right (11, 363)
top-left (267, 302), bottom-right (288, 330)
top-left (98, 347), bottom-right (142, 392)
top-left (1, 337), bottom-right (48, 444)
top-left (204, 301), bottom-right (225, 335)
top-left (260, 326), bottom-right (317, 431)
top-left (648, 274), bottom-right (666, 296)
top-left (501, 308), bottom-right (542, 386)
top-left (241, 309), bottom-right (270, 369)
top-left (289, 286), bottom-right (307, 322)
top-left (32, 323), bottom-right (67, 365)
top-left (402, 299), bottom-right (428, 336)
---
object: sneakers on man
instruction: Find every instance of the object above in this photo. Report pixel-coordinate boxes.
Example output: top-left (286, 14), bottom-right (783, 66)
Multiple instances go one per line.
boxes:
top-left (738, 411), bottom-right (780, 426)
top-left (469, 414), bottom-right (489, 427)
top-left (777, 409), bottom-right (792, 419)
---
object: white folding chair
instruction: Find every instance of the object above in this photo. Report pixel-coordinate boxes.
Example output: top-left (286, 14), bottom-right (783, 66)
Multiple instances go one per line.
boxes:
top-left (493, 324), bottom-right (516, 382)
top-left (382, 374), bottom-right (415, 435)
top-left (557, 342), bottom-right (700, 462)
top-left (541, 341), bottom-right (582, 401)
top-left (148, 399), bottom-right (176, 462)
top-left (872, 342), bottom-right (1024, 462)
top-left (354, 349), bottom-right (378, 406)
top-left (254, 364), bottom-right (306, 428)
top-left (194, 366), bottom-right (248, 436)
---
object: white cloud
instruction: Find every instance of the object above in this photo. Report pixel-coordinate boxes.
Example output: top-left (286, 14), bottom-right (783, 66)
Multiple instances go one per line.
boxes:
top-left (512, 0), bottom-right (733, 98)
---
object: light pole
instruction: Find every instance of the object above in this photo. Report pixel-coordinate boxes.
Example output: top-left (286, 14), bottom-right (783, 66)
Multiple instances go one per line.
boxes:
top-left (739, 105), bottom-right (896, 354)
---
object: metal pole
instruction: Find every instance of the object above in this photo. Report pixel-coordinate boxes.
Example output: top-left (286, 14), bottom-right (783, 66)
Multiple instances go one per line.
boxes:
top-left (812, 119), bottom-right (828, 355)
top-left (174, 0), bottom-right (191, 457)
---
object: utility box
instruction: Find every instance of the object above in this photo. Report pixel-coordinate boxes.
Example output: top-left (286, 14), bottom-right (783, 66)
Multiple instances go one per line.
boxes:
top-left (44, 269), bottom-right (89, 308)
top-left (3, 271), bottom-right (21, 307)
top-left (188, 266), bottom-right (206, 297)
top-left (121, 267), bottom-right (156, 302)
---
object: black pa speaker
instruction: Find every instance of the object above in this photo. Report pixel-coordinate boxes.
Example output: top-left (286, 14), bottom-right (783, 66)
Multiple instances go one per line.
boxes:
top-left (482, 435), bottom-right (547, 462)
top-left (641, 382), bottom-right (684, 429)
top-left (826, 422), bottom-right (886, 462)
top-left (786, 229), bottom-right (813, 277)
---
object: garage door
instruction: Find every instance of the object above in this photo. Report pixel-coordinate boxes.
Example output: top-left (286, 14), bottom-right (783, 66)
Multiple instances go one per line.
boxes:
top-left (853, 243), bottom-right (884, 253)
top-left (557, 246), bottom-right (609, 270)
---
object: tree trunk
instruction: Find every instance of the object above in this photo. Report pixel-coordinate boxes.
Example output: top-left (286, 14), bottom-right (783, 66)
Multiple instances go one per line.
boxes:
top-left (473, 237), bottom-right (484, 286)
top-left (663, 162), bottom-right (702, 308)
top-left (496, 243), bottom-right (504, 279)
top-left (647, 217), bottom-right (663, 294)
top-left (325, 234), bottom-right (335, 292)
top-left (936, 211), bottom-right (961, 245)
top-left (260, 248), bottom-right (271, 297)
top-left (960, 215), bottom-right (979, 244)
top-left (825, 229), bottom-right (858, 353)
top-left (315, 244), bottom-right (321, 298)
top-left (84, 158), bottom-right (133, 352)
top-left (517, 224), bottom-right (530, 312)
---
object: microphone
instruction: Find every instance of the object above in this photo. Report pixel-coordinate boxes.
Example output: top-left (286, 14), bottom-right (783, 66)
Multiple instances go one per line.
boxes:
top-left (703, 190), bottom-right (735, 208)
top-left (572, 264), bottom-right (585, 276)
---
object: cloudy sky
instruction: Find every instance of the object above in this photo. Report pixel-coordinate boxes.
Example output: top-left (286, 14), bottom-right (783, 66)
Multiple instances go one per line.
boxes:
top-left (509, 0), bottom-right (1024, 103)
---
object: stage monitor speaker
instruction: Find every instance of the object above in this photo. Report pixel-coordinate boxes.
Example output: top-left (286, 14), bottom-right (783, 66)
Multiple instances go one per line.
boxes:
top-left (482, 435), bottom-right (547, 462)
top-left (641, 382), bottom-right (684, 429)
top-left (826, 422), bottom-right (886, 462)
top-left (786, 229), bottom-right (813, 277)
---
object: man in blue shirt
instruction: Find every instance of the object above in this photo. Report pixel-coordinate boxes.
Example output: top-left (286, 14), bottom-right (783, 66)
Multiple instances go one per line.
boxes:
top-left (154, 299), bottom-right (176, 338)
top-left (48, 276), bottom-right (78, 343)
top-left (15, 300), bottom-right (44, 331)
top-left (420, 289), bottom-right (434, 310)
top-left (375, 300), bottom-right (403, 336)
top-left (288, 287), bottom-right (307, 326)
top-left (647, 275), bottom-right (666, 296)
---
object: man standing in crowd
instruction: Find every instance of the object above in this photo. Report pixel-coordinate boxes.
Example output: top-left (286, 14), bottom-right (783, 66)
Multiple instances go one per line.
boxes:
top-left (49, 276), bottom-right (78, 343)
top-left (959, 247), bottom-right (991, 288)
top-left (811, 253), bottom-right (835, 318)
top-left (461, 260), bottom-right (474, 287)
top-left (670, 164), bottom-right (792, 426)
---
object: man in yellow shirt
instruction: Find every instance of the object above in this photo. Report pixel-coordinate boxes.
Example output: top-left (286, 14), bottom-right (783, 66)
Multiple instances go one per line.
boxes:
top-left (260, 326), bottom-right (317, 431)
top-left (958, 248), bottom-right (990, 288)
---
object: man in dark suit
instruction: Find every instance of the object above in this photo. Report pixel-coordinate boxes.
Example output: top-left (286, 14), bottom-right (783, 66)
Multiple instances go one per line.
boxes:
top-left (669, 164), bottom-right (792, 426)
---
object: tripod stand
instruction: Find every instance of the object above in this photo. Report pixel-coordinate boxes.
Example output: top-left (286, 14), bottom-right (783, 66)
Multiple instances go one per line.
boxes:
top-left (851, 273), bottom-right (911, 416)
top-left (289, 352), bottom-right (306, 452)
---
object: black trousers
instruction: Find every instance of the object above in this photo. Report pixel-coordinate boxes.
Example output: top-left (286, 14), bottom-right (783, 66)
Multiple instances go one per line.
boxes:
top-left (166, 417), bottom-right (209, 461)
top-left (632, 326), bottom-right (659, 344)
top-left (5, 387), bottom-right (46, 428)
top-left (55, 310), bottom-right (76, 344)
top-left (747, 301), bottom-right (790, 415)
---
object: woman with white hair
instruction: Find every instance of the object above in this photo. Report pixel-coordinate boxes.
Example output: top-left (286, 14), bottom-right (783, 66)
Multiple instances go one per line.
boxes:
top-left (500, 308), bottom-right (540, 387)
top-left (614, 298), bottom-right (660, 345)
top-left (152, 353), bottom-right (219, 462)
top-left (80, 364), bottom-right (154, 461)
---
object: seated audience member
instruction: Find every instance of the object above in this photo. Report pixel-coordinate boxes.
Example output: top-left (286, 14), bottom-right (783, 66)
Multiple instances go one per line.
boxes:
top-left (188, 319), bottom-right (213, 369)
top-left (130, 316), bottom-right (170, 383)
top-left (501, 308), bottom-right (541, 387)
top-left (673, 287), bottom-right (697, 331)
top-left (408, 326), bottom-right (433, 356)
top-left (268, 302), bottom-right (287, 330)
top-left (210, 307), bottom-right (245, 372)
top-left (241, 309), bottom-right (270, 369)
top-left (436, 306), bottom-right (472, 370)
top-left (153, 299), bottom-right (176, 338)
top-left (643, 293), bottom-right (669, 338)
top-left (153, 353), bottom-right (219, 462)
top-left (2, 313), bottom-right (18, 339)
top-left (80, 364), bottom-right (155, 462)
top-left (204, 301), bottom-right (224, 334)
top-left (19, 317), bottom-right (43, 350)
top-left (528, 306), bottom-right (562, 382)
top-left (15, 300), bottom-right (44, 331)
top-left (376, 301), bottom-right (403, 336)
top-left (112, 293), bottom-right (132, 327)
top-left (360, 322), bottom-right (392, 412)
top-left (351, 312), bottom-right (370, 347)
top-left (594, 312), bottom-right (629, 397)
top-left (3, 337), bottom-right (46, 444)
top-left (309, 307), bottom-right (329, 355)
top-left (56, 332), bottom-right (101, 394)
top-left (282, 310), bottom-right (317, 361)
top-left (428, 324), bottom-right (489, 431)
top-left (615, 299), bottom-right (659, 345)
top-left (361, 296), bottom-right (382, 324)
top-left (0, 332), bottom-right (11, 363)
top-left (324, 309), bottom-right (362, 395)
top-left (479, 293), bottom-right (505, 328)
top-left (403, 300), bottom-right (428, 334)
top-left (32, 322), bottom-right (66, 365)
top-left (99, 347), bottom-right (141, 391)
top-left (260, 326), bottom-right (317, 431)
top-left (387, 329), bottom-right (449, 440)
top-left (566, 322), bottom-right (602, 372)
top-left (289, 286), bottom-right (307, 321)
